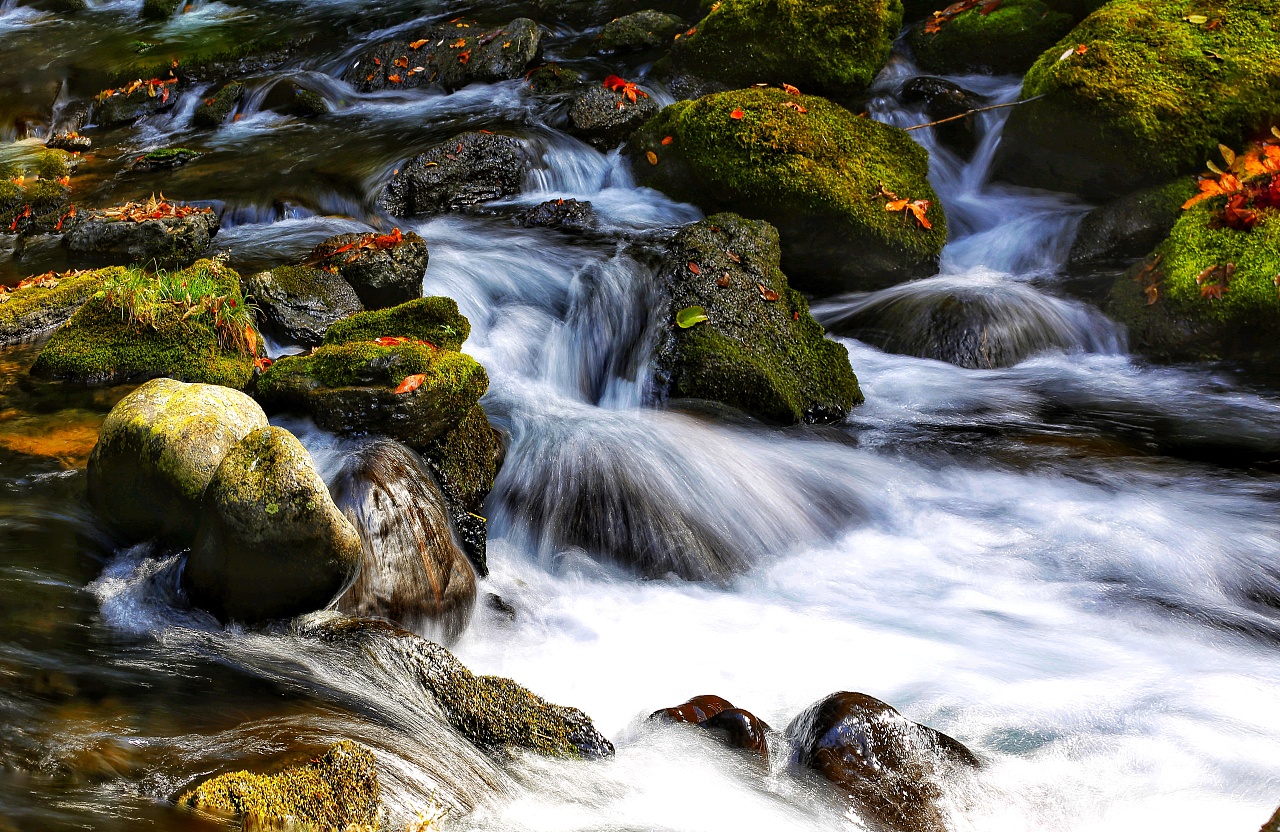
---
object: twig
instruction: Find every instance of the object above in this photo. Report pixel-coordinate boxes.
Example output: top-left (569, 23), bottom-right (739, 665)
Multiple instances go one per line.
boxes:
top-left (903, 94), bottom-right (1045, 131)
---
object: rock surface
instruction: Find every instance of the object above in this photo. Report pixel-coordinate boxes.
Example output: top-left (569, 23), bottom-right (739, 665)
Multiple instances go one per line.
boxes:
top-left (306, 231), bottom-right (429, 310)
top-left (600, 10), bottom-right (684, 52)
top-left (322, 296), bottom-right (470, 350)
top-left (193, 81), bottom-right (244, 128)
top-left (1068, 180), bottom-right (1195, 269)
top-left (0, 268), bottom-right (105, 345)
top-left (900, 76), bottom-right (986, 158)
top-left (569, 85), bottom-right (660, 149)
top-left (519, 198), bottom-right (597, 233)
top-left (246, 265), bottom-right (364, 347)
top-left (907, 0), bottom-right (1073, 75)
top-left (62, 207), bottom-right (219, 268)
top-left (379, 132), bottom-right (527, 217)
top-left (344, 18), bottom-right (541, 93)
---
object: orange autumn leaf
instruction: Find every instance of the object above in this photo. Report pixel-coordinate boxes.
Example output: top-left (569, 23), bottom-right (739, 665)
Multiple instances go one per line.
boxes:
top-left (758, 284), bottom-right (780, 301)
top-left (458, 50), bottom-right (471, 64)
top-left (905, 200), bottom-right (933, 229)
top-left (730, 108), bottom-right (744, 120)
top-left (409, 39), bottom-right (428, 49)
top-left (661, 135), bottom-right (673, 145)
top-left (646, 150), bottom-right (658, 165)
top-left (394, 56), bottom-right (409, 68)
top-left (388, 74), bottom-right (403, 83)
top-left (688, 262), bottom-right (701, 274)
top-left (781, 83), bottom-right (800, 95)
top-left (782, 100), bottom-right (808, 113)
top-left (1075, 43), bottom-right (1088, 54)
top-left (394, 373), bottom-right (426, 394)
top-left (245, 325), bottom-right (258, 356)
top-left (451, 38), bottom-right (467, 47)
top-left (253, 356), bottom-right (273, 372)
top-left (374, 336), bottom-right (411, 346)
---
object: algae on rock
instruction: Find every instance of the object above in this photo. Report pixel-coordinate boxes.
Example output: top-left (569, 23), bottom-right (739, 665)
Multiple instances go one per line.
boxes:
top-left (907, 0), bottom-right (1073, 75)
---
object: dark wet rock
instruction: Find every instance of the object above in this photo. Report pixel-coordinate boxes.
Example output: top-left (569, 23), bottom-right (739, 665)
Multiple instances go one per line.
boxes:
top-left (193, 81), bottom-right (244, 128)
top-left (62, 205), bottom-right (218, 268)
top-left (628, 88), bottom-right (946, 293)
top-left (344, 18), bottom-right (541, 93)
top-left (900, 76), bottom-right (986, 159)
top-left (245, 265), bottom-right (363, 347)
top-left (907, 0), bottom-right (1074, 76)
top-left (0, 268), bottom-right (102, 345)
top-left (526, 62), bottom-right (583, 95)
top-left (85, 378), bottom-right (269, 545)
top-left (331, 440), bottom-right (477, 643)
top-left (299, 613), bottom-right (614, 758)
top-left (1263, 805), bottom-right (1280, 832)
top-left (127, 147), bottom-right (201, 172)
top-left (415, 402), bottom-right (501, 516)
top-left (186, 426), bottom-right (362, 623)
top-left (1068, 180), bottom-right (1196, 269)
top-left (306, 231), bottom-right (429, 310)
top-left (45, 133), bottom-right (92, 153)
top-left (786, 692), bottom-right (981, 832)
top-left (600, 10), bottom-right (684, 52)
top-left (651, 694), bottom-right (735, 724)
top-left (260, 79), bottom-right (330, 118)
top-left (140, 0), bottom-right (180, 19)
top-left (652, 213), bottom-right (861, 425)
top-left (569, 84), bottom-right (660, 150)
top-left (378, 132), bottom-right (528, 217)
top-left (179, 740), bottom-right (379, 830)
top-left (702, 708), bottom-right (771, 764)
top-left (519, 198), bottom-right (597, 233)
top-left (92, 83), bottom-right (176, 128)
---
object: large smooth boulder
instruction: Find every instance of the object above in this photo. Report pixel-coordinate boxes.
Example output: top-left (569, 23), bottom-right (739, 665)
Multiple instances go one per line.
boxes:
top-left (332, 440), bottom-right (477, 643)
top-left (246, 265), bottom-right (364, 347)
top-left (1068, 180), bottom-right (1196, 269)
top-left (85, 378), bottom-right (269, 545)
top-left (996, 0), bottom-right (1280, 200)
top-left (652, 694), bottom-right (771, 764)
top-left (185, 426), bottom-right (362, 623)
top-left (344, 18), bottom-right (541, 93)
top-left (378, 132), bottom-right (528, 217)
top-left (0, 268), bottom-right (106, 345)
top-left (907, 0), bottom-right (1073, 75)
top-left (304, 230), bottom-right (429, 310)
top-left (62, 205), bottom-right (219, 268)
top-left (786, 692), bottom-right (981, 832)
top-left (627, 89), bottom-right (946, 293)
top-left (654, 214), bottom-right (861, 423)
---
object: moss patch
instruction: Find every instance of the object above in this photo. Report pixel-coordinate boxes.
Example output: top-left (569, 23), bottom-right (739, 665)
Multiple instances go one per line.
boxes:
top-left (527, 62), bottom-right (582, 94)
top-left (259, 341), bottom-right (480, 398)
top-left (193, 82), bottom-right (244, 129)
top-left (909, 0), bottom-right (1075, 74)
top-left (0, 269), bottom-right (111, 345)
top-left (140, 0), bottom-right (181, 19)
top-left (420, 404), bottom-right (499, 512)
top-left (0, 151), bottom-right (72, 234)
top-left (322, 296), bottom-right (469, 351)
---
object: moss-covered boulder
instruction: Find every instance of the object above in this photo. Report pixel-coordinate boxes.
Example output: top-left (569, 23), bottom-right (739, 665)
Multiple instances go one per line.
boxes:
top-left (600, 10), bottom-right (685, 52)
top-left (305, 231), bottom-right (429, 310)
top-left (1068, 179), bottom-right (1196, 269)
top-left (30, 259), bottom-right (256, 388)
top-left (417, 403), bottom-right (499, 555)
top-left (628, 88), bottom-right (946, 293)
top-left (997, 0), bottom-right (1280, 199)
top-left (127, 147), bottom-right (201, 172)
top-left (0, 151), bottom-right (73, 236)
top-left (0, 268), bottom-right (106, 345)
top-left (85, 378), bottom-right (269, 545)
top-left (653, 214), bottom-right (860, 424)
top-left (247, 265), bottom-right (363, 347)
top-left (140, 0), bottom-right (180, 19)
top-left (664, 0), bottom-right (901, 98)
top-left (343, 18), bottom-right (542, 93)
top-left (260, 79), bottom-right (329, 118)
top-left (62, 204), bottom-right (218, 268)
top-left (193, 82), bottom-right (244, 128)
top-left (907, 0), bottom-right (1074, 75)
top-left (379, 132), bottom-right (528, 217)
top-left (322, 296), bottom-right (469, 350)
top-left (526, 62), bottom-right (582, 94)
top-left (179, 741), bottom-right (379, 830)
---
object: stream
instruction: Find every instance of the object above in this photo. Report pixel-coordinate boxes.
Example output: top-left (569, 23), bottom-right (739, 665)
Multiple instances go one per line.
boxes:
top-left (2, 2), bottom-right (1280, 831)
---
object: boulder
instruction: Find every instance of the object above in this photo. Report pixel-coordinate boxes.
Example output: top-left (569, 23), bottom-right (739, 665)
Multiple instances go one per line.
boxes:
top-left (907, 0), bottom-right (1074, 76)
top-left (378, 132), bottom-right (528, 217)
top-left (413, 403), bottom-right (501, 569)
top-left (899, 76), bottom-right (986, 159)
top-left (305, 231), bottom-right (429, 310)
top-left (600, 10), bottom-right (684, 52)
top-left (786, 692), bottom-right (981, 832)
top-left (519, 198), bottom-right (597, 233)
top-left (331, 440), bottom-right (477, 643)
top-left (1068, 179), bottom-right (1196, 269)
top-left (0, 151), bottom-right (72, 236)
top-left (84, 378), bottom-right (269, 545)
top-left (652, 695), bottom-right (771, 764)
top-left (193, 82), bottom-right (244, 129)
top-left (0, 268), bottom-right (106, 345)
top-left (260, 79), bottom-right (330, 118)
top-left (185, 426), bottom-right (362, 623)
top-left (140, 0), bottom-right (180, 19)
top-left (245, 265), bottom-right (364, 347)
top-left (179, 741), bottom-right (379, 830)
top-left (627, 89), bottom-right (946, 293)
top-left (92, 83), bottom-right (176, 128)
top-left (568, 84), bottom-right (660, 150)
top-left (663, 0), bottom-right (901, 98)
top-left (1263, 806), bottom-right (1280, 832)
top-left (526, 62), bottom-right (582, 95)
top-left (127, 148), bottom-right (201, 172)
top-left (344, 18), bottom-right (542, 93)
top-left (322, 296), bottom-right (469, 351)
top-left (996, 0), bottom-right (1280, 200)
top-left (62, 204), bottom-right (219, 268)
top-left (651, 694), bottom-right (734, 724)
top-left (652, 214), bottom-right (862, 424)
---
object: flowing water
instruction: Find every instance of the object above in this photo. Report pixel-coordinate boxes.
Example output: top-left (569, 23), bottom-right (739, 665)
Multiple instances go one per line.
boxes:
top-left (2, 3), bottom-right (1280, 831)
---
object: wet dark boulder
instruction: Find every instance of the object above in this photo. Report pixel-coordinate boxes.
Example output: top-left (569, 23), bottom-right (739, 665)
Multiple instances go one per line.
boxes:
top-left (344, 19), bottom-right (541, 93)
top-left (378, 132), bottom-right (528, 217)
top-left (193, 82), bottom-right (244, 128)
top-left (786, 692), bottom-right (981, 832)
top-left (186, 426), bottom-right (362, 623)
top-left (652, 213), bottom-right (862, 425)
top-left (651, 695), bottom-right (770, 764)
top-left (92, 83), bottom-right (177, 128)
top-left (0, 268), bottom-right (103, 345)
top-left (900, 76), bottom-right (985, 159)
top-left (245, 265), bottom-right (364, 347)
top-left (305, 230), bottom-right (429, 310)
top-left (1262, 805), bottom-right (1280, 832)
top-left (140, 0), bottom-right (180, 19)
top-left (62, 204), bottom-right (218, 268)
top-left (45, 133), bottom-right (92, 153)
top-left (1068, 180), bottom-right (1195, 270)
top-left (599, 10), bottom-right (684, 52)
top-left (519, 198), bottom-right (597, 233)
top-left (568, 84), bottom-right (660, 150)
top-left (907, 0), bottom-right (1073, 76)
top-left (651, 694), bottom-right (734, 724)
top-left (526, 62), bottom-right (583, 95)
top-left (331, 440), bottom-right (477, 643)
top-left (260, 79), bottom-right (330, 118)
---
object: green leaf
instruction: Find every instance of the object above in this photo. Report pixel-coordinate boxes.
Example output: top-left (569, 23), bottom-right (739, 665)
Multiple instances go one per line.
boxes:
top-left (676, 306), bottom-right (709, 328)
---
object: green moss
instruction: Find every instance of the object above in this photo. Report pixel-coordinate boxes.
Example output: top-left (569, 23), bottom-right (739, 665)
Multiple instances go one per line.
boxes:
top-left (668, 0), bottom-right (902, 96)
top-left (0, 268), bottom-right (110, 343)
top-left (35, 151), bottom-right (69, 180)
top-left (0, 180), bottom-right (20, 213)
top-left (600, 10), bottom-right (685, 51)
top-left (909, 0), bottom-right (1075, 74)
top-left (421, 404), bottom-right (499, 511)
top-left (527, 63), bottom-right (582, 94)
top-left (178, 741), bottom-right (379, 829)
top-left (141, 148), bottom-right (199, 163)
top-left (140, 0), bottom-right (181, 19)
top-left (322, 296), bottom-right (469, 351)
top-left (193, 82), bottom-right (244, 129)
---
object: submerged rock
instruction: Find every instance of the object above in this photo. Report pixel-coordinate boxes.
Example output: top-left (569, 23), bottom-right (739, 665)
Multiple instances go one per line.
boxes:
top-left (379, 132), bottom-right (528, 217)
top-left (568, 84), bottom-right (660, 150)
top-left (518, 198), bottom-right (597, 233)
top-left (193, 81), bottom-right (244, 128)
top-left (628, 89), bottom-right (946, 293)
top-left (331, 440), bottom-right (477, 643)
top-left (345, 18), bottom-right (541, 93)
top-left (651, 694), bottom-right (734, 724)
top-left (62, 204), bottom-right (218, 268)
top-left (786, 692), bottom-right (981, 832)
top-left (306, 230), bottom-right (429, 310)
top-left (260, 79), bottom-right (330, 118)
top-left (1068, 180), bottom-right (1196, 269)
top-left (599, 10), bottom-right (684, 52)
top-left (85, 378), bottom-right (269, 545)
top-left (186, 426), bottom-right (362, 623)
top-left (92, 83), bottom-right (176, 128)
top-left (900, 76), bottom-right (985, 159)
top-left (652, 695), bottom-right (771, 764)
top-left (652, 213), bottom-right (861, 424)
top-left (907, 0), bottom-right (1073, 75)
top-left (246, 265), bottom-right (364, 347)
top-left (0, 268), bottom-right (105, 345)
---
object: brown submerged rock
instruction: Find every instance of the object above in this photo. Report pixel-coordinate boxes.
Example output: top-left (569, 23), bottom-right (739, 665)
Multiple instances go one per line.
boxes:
top-left (651, 694), bottom-right (771, 764)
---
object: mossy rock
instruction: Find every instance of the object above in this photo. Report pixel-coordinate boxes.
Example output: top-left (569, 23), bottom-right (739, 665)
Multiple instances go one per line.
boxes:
top-left (193, 82), bottom-right (244, 129)
top-left (654, 214), bottom-right (861, 424)
top-left (627, 88), bottom-right (946, 293)
top-left (128, 147), bottom-right (201, 172)
top-left (323, 296), bottom-right (469, 351)
top-left (1068, 178), bottom-right (1197, 268)
top-left (0, 167), bottom-right (72, 237)
top-left (179, 741), bottom-right (379, 830)
top-left (907, 0), bottom-right (1074, 75)
top-left (600, 10), bottom-right (685, 52)
top-left (1106, 199), bottom-right (1280, 360)
top-left (0, 268), bottom-right (108, 345)
top-left (30, 260), bottom-right (255, 388)
top-left (665, 0), bottom-right (902, 98)
top-left (527, 62), bottom-right (582, 94)
top-left (418, 403), bottom-right (500, 513)
top-left (309, 231), bottom-right (429, 310)
top-left (140, 0), bottom-right (180, 19)
top-left (247, 265), bottom-right (363, 347)
top-left (997, 0), bottom-right (1280, 199)
top-left (93, 86), bottom-right (175, 128)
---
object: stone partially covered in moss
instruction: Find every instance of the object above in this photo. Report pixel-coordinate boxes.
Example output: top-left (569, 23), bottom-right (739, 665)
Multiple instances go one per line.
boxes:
top-left (908, 0), bottom-right (1074, 75)
top-left (0, 153), bottom-right (72, 236)
top-left (247, 265), bottom-right (363, 347)
top-left (653, 214), bottom-right (860, 424)
top-left (179, 741), bottom-right (379, 829)
top-left (569, 85), bottom-right (661, 150)
top-left (193, 82), bottom-right (244, 128)
top-left (1069, 179), bottom-right (1197, 269)
top-left (665, 0), bottom-right (901, 98)
top-left (1106, 200), bottom-right (1280, 361)
top-left (600, 10), bottom-right (684, 52)
top-left (526, 62), bottom-right (582, 94)
top-left (323, 296), bottom-right (469, 351)
top-left (418, 403), bottom-right (500, 514)
top-left (997, 0), bottom-right (1280, 199)
top-left (128, 147), bottom-right (201, 172)
top-left (62, 205), bottom-right (218, 268)
top-left (93, 84), bottom-right (176, 128)
top-left (628, 88), bottom-right (946, 293)
top-left (0, 268), bottom-right (107, 345)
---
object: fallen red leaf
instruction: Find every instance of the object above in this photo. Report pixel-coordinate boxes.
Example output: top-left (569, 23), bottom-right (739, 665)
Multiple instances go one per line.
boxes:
top-left (730, 108), bottom-right (744, 120)
top-left (410, 39), bottom-right (428, 49)
top-left (394, 373), bottom-right (427, 394)
top-left (458, 50), bottom-right (471, 64)
top-left (781, 83), bottom-right (800, 96)
top-left (661, 135), bottom-right (673, 145)
top-left (758, 284), bottom-right (779, 301)
top-left (688, 262), bottom-right (701, 274)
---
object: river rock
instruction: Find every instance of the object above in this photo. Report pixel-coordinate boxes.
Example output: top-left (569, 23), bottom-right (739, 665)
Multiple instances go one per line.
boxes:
top-left (260, 79), bottom-right (330, 117)
top-left (245, 265), bottom-right (364, 347)
top-left (0, 267), bottom-right (104, 345)
top-left (344, 18), bottom-right (541, 93)
top-left (179, 740), bottom-right (379, 830)
top-left (1, 153), bottom-right (72, 236)
top-left (85, 377), bottom-right (269, 544)
top-left (786, 692), bottom-right (981, 832)
top-left (62, 205), bottom-right (219, 268)
top-left (568, 84), bottom-right (660, 150)
top-left (322, 296), bottom-right (470, 350)
top-left (652, 695), bottom-right (770, 763)
top-left (1262, 806), bottom-right (1280, 832)
top-left (185, 426), bottom-right (362, 623)
top-left (141, 0), bottom-right (180, 19)
top-left (331, 440), bottom-right (477, 643)
top-left (651, 694), bottom-right (735, 724)
top-left (526, 62), bottom-right (582, 95)
top-left (92, 85), bottom-right (175, 128)
top-left (378, 132), bottom-right (528, 217)
top-left (193, 81), bottom-right (244, 128)
top-left (305, 231), bottom-right (429, 310)
top-left (907, 0), bottom-right (1073, 76)
top-left (627, 89), bottom-right (946, 293)
top-left (1068, 180), bottom-right (1196, 269)
top-left (900, 76), bottom-right (986, 159)
top-left (652, 213), bottom-right (861, 424)
top-left (127, 147), bottom-right (201, 172)
top-left (995, 0), bottom-right (1280, 199)
top-left (599, 10), bottom-right (684, 52)
top-left (519, 198), bottom-right (597, 233)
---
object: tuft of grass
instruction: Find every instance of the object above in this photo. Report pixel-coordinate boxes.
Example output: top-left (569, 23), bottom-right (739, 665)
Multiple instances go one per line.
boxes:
top-left (100, 257), bottom-right (255, 353)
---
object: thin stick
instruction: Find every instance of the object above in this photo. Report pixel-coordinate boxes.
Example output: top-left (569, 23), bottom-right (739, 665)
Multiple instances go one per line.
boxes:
top-left (903, 94), bottom-right (1045, 131)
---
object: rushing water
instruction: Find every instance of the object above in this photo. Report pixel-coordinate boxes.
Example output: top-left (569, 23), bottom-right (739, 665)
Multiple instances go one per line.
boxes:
top-left (2, 2), bottom-right (1280, 831)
